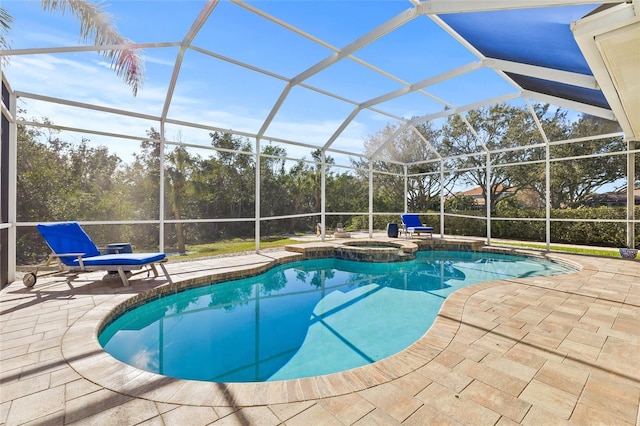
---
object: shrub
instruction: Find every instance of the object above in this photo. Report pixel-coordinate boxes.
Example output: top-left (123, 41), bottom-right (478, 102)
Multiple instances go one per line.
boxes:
top-left (444, 206), bottom-right (639, 247)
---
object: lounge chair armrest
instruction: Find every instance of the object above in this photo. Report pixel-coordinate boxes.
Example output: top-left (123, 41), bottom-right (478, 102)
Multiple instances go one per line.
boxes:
top-left (98, 243), bottom-right (133, 254)
top-left (46, 252), bottom-right (85, 266)
top-left (47, 252), bottom-right (86, 259)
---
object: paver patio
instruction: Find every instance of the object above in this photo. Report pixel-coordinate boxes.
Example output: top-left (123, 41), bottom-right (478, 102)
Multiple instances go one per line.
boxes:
top-left (1, 241), bottom-right (639, 425)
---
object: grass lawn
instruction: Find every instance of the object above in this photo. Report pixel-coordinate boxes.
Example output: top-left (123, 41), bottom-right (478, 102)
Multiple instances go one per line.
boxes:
top-left (167, 236), bottom-right (300, 260)
top-left (492, 241), bottom-right (622, 258)
top-left (168, 234), bottom-right (627, 261)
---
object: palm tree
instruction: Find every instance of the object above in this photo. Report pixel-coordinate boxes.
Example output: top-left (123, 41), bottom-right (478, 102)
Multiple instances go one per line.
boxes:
top-left (0, 0), bottom-right (144, 96)
top-left (0, 8), bottom-right (11, 53)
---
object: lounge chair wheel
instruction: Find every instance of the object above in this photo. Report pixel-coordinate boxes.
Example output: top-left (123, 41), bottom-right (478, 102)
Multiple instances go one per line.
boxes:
top-left (23, 272), bottom-right (37, 288)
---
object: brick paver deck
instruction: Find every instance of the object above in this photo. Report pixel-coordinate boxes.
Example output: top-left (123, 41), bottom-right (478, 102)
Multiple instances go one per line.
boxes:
top-left (1, 245), bottom-right (639, 425)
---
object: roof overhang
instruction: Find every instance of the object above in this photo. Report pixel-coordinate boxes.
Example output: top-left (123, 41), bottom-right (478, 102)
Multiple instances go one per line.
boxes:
top-left (572, 2), bottom-right (640, 139)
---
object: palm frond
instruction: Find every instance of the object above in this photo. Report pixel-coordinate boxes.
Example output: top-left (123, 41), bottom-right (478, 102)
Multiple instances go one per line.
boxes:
top-left (0, 7), bottom-right (13, 60)
top-left (40, 0), bottom-right (144, 96)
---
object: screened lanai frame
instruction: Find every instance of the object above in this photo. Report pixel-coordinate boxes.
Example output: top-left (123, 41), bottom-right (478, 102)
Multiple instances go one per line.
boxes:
top-left (1, 0), bottom-right (639, 286)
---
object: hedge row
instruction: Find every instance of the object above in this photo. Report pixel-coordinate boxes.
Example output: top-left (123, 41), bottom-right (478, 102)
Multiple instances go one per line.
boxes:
top-left (444, 206), bottom-right (639, 248)
top-left (354, 206), bottom-right (639, 248)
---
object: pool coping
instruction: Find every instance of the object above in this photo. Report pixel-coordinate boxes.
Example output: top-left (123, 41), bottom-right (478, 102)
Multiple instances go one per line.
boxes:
top-left (61, 244), bottom-right (587, 407)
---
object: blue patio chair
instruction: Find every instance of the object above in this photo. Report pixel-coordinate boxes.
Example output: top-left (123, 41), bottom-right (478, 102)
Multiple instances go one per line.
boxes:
top-left (25, 222), bottom-right (172, 287)
top-left (400, 214), bottom-right (434, 238)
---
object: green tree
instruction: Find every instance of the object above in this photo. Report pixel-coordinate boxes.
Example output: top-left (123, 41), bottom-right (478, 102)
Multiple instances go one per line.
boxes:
top-left (188, 132), bottom-right (255, 238)
top-left (116, 129), bottom-right (162, 249)
top-left (353, 121), bottom-right (447, 213)
top-left (442, 103), bottom-right (543, 212)
top-left (129, 129), bottom-right (161, 219)
top-left (289, 149), bottom-right (341, 226)
top-left (556, 115), bottom-right (625, 207)
top-left (17, 121), bottom-right (69, 222)
top-left (445, 194), bottom-right (476, 212)
top-left (326, 172), bottom-right (368, 226)
top-left (16, 114), bottom-right (131, 262)
top-left (210, 132), bottom-right (255, 223)
top-left (310, 150), bottom-right (327, 213)
top-left (404, 122), bottom-right (452, 212)
top-left (521, 113), bottom-right (625, 208)
top-left (260, 144), bottom-right (289, 218)
top-left (166, 144), bottom-right (195, 254)
top-left (17, 116), bottom-right (123, 222)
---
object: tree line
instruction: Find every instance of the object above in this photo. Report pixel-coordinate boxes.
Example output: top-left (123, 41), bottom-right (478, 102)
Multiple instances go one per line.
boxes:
top-left (16, 103), bottom-right (635, 264)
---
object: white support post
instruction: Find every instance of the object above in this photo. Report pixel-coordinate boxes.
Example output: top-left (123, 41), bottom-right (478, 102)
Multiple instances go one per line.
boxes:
top-left (628, 140), bottom-right (636, 249)
top-left (486, 152), bottom-right (491, 245)
top-left (321, 150), bottom-right (326, 242)
top-left (440, 159), bottom-right (445, 238)
top-left (8, 84), bottom-right (17, 283)
top-left (403, 164), bottom-right (408, 213)
top-left (255, 138), bottom-right (261, 252)
top-left (159, 123), bottom-right (166, 252)
top-left (546, 139), bottom-right (551, 251)
top-left (369, 161), bottom-right (374, 237)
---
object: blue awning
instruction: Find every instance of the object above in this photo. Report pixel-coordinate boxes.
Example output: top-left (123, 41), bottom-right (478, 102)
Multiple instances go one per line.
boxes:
top-left (440, 5), bottom-right (610, 109)
top-left (506, 73), bottom-right (610, 109)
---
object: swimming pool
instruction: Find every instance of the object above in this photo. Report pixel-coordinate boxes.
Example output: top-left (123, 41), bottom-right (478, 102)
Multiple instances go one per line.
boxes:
top-left (98, 250), bottom-right (573, 382)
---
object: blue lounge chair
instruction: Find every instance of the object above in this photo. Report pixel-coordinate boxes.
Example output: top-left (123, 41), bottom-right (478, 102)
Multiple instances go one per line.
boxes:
top-left (400, 214), bottom-right (434, 238)
top-left (27, 222), bottom-right (172, 287)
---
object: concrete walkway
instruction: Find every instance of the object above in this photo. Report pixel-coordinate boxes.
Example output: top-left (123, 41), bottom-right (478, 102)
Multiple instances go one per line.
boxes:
top-left (1, 243), bottom-right (639, 425)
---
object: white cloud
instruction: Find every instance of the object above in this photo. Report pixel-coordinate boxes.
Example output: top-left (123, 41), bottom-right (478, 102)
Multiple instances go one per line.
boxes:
top-left (130, 348), bottom-right (159, 371)
top-left (145, 54), bottom-right (177, 67)
top-left (20, 30), bottom-right (73, 47)
top-left (7, 51), bottom-right (373, 163)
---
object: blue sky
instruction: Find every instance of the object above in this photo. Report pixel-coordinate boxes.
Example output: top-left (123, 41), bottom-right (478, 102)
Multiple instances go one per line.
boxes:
top-left (2, 0), bottom-right (585, 166)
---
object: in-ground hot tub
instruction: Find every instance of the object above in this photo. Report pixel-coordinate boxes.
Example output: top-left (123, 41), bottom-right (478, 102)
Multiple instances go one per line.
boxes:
top-left (334, 239), bottom-right (415, 262)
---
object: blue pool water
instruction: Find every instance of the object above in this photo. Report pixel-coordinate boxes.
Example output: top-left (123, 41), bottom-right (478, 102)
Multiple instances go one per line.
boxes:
top-left (98, 251), bottom-right (572, 382)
